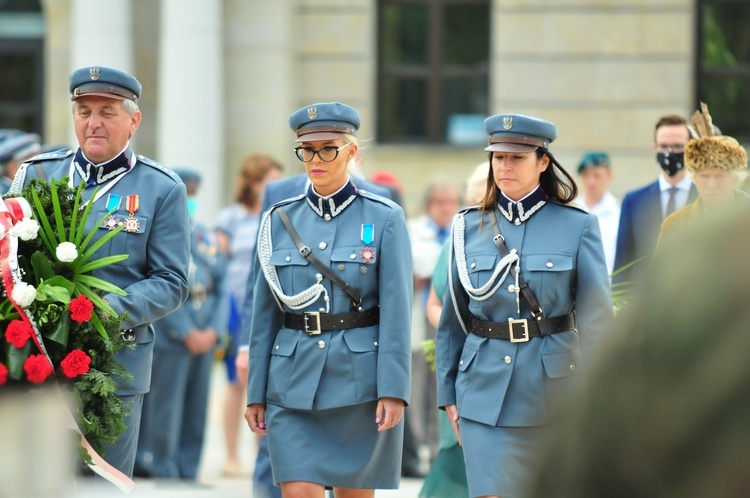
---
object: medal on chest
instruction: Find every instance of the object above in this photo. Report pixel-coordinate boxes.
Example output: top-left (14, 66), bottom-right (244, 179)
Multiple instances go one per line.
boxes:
top-left (124, 194), bottom-right (140, 233)
top-left (359, 223), bottom-right (376, 263)
top-left (102, 194), bottom-right (124, 230)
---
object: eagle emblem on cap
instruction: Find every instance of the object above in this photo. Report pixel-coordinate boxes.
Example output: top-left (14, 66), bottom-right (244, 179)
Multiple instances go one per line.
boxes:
top-left (503, 116), bottom-right (513, 130)
top-left (308, 107), bottom-right (318, 120)
top-left (89, 67), bottom-right (100, 81)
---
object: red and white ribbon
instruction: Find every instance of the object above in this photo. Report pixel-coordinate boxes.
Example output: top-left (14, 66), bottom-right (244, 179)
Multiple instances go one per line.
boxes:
top-left (0, 197), bottom-right (135, 494)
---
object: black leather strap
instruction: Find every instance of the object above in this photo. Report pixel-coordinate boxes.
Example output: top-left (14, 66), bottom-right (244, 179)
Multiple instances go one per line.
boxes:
top-left (276, 206), bottom-right (363, 308)
top-left (284, 307), bottom-right (379, 335)
top-left (469, 313), bottom-right (575, 342)
top-left (488, 209), bottom-right (545, 319)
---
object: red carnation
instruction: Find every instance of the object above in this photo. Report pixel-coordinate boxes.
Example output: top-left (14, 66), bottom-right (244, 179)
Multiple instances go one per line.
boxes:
top-left (5, 319), bottom-right (32, 348)
top-left (60, 349), bottom-right (92, 379)
top-left (23, 354), bottom-right (53, 384)
top-left (0, 363), bottom-right (8, 385)
top-left (69, 295), bottom-right (94, 323)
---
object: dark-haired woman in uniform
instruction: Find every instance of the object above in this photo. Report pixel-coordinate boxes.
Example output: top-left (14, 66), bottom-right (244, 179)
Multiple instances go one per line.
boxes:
top-left (436, 114), bottom-right (612, 498)
top-left (245, 102), bottom-right (412, 498)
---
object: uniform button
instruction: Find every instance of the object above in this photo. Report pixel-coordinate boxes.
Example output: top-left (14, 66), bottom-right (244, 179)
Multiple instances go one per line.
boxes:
top-left (374, 341), bottom-right (379, 347)
top-left (285, 256), bottom-right (291, 262)
top-left (315, 273), bottom-right (323, 281)
top-left (514, 219), bottom-right (521, 225)
top-left (459, 360), bottom-right (464, 366)
top-left (546, 261), bottom-right (554, 268)
top-left (338, 264), bottom-right (345, 271)
top-left (275, 345), bottom-right (279, 350)
top-left (317, 340), bottom-right (325, 349)
top-left (504, 356), bottom-right (512, 364)
top-left (569, 363), bottom-right (576, 371)
top-left (319, 307), bottom-right (325, 312)
top-left (324, 214), bottom-right (331, 221)
top-left (510, 249), bottom-right (517, 254)
top-left (350, 253), bottom-right (356, 260)
top-left (319, 242), bottom-right (327, 250)
top-left (470, 262), bottom-right (476, 269)
top-left (508, 285), bottom-right (516, 293)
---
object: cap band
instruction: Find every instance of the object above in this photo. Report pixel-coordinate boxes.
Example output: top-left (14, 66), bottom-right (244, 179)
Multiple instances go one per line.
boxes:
top-left (73, 85), bottom-right (137, 101)
top-left (297, 124), bottom-right (354, 138)
top-left (488, 136), bottom-right (547, 148)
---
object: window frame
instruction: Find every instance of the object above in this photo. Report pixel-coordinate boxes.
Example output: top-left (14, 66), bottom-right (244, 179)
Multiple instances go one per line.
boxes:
top-left (376, 0), bottom-right (490, 144)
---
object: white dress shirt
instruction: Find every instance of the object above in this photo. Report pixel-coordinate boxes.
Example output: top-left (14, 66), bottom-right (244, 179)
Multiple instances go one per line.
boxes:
top-left (574, 191), bottom-right (620, 275)
top-left (658, 174), bottom-right (693, 218)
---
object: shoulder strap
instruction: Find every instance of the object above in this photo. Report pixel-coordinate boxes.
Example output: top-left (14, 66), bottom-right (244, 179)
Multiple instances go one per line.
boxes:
top-left (276, 206), bottom-right (363, 309)
top-left (488, 209), bottom-right (545, 319)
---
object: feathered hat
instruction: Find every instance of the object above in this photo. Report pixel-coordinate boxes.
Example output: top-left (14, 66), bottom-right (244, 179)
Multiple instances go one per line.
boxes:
top-left (686, 103), bottom-right (747, 173)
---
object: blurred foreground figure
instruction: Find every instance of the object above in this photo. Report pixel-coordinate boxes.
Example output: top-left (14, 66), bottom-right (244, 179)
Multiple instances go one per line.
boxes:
top-left (528, 205), bottom-right (750, 498)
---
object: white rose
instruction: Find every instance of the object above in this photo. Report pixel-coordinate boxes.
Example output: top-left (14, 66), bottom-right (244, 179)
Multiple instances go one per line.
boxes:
top-left (10, 218), bottom-right (40, 241)
top-left (12, 282), bottom-right (37, 308)
top-left (56, 241), bottom-right (79, 263)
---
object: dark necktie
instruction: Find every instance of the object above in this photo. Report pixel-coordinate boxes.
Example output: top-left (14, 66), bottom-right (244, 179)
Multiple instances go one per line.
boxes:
top-left (665, 186), bottom-right (678, 218)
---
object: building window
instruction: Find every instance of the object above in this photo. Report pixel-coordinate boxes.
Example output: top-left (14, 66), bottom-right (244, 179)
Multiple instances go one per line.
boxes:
top-left (696, 0), bottom-right (750, 143)
top-left (0, 0), bottom-right (44, 137)
top-left (377, 0), bottom-right (490, 144)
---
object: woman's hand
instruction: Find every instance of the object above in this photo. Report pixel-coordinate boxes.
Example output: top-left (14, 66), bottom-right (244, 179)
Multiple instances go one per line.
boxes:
top-left (245, 403), bottom-right (267, 435)
top-left (375, 397), bottom-right (405, 432)
top-left (445, 404), bottom-right (461, 445)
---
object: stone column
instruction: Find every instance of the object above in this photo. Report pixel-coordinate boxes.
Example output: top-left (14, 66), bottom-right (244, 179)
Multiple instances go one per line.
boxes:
top-left (157, 0), bottom-right (223, 225)
top-left (68, 0), bottom-right (134, 145)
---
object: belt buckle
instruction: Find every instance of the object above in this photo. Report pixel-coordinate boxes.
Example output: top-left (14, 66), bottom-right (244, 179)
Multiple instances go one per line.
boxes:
top-left (304, 312), bottom-right (321, 335)
top-left (508, 318), bottom-right (529, 343)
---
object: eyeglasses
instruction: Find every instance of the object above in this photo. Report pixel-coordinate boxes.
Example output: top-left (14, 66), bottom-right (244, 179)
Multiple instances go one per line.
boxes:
top-left (656, 143), bottom-right (686, 153)
top-left (294, 142), bottom-right (353, 163)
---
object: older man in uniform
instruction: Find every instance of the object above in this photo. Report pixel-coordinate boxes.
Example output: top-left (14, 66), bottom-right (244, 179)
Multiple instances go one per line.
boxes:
top-left (10, 66), bottom-right (190, 477)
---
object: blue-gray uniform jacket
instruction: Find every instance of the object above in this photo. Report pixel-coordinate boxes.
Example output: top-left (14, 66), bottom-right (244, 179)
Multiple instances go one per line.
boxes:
top-left (436, 189), bottom-right (612, 427)
top-left (248, 180), bottom-right (412, 410)
top-left (12, 147), bottom-right (190, 395)
top-left (154, 222), bottom-right (226, 347)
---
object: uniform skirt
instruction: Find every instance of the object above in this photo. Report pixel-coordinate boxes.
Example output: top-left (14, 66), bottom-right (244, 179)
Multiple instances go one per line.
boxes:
top-left (265, 400), bottom-right (404, 489)
top-left (459, 417), bottom-right (548, 498)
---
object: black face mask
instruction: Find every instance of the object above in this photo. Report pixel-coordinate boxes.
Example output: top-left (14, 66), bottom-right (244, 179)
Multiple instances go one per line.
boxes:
top-left (656, 152), bottom-right (684, 177)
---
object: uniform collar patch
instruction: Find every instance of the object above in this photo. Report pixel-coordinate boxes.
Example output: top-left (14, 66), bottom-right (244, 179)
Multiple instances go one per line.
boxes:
top-left (74, 147), bottom-right (134, 186)
top-left (305, 180), bottom-right (359, 219)
top-left (498, 187), bottom-right (548, 225)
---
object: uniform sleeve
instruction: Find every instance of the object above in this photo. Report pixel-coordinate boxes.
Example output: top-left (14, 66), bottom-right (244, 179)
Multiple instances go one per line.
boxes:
top-left (376, 206), bottom-right (413, 404)
top-left (435, 230), bottom-right (468, 409)
top-left (575, 214), bottom-right (614, 362)
top-left (105, 181), bottom-right (190, 328)
top-left (154, 303), bottom-right (194, 340)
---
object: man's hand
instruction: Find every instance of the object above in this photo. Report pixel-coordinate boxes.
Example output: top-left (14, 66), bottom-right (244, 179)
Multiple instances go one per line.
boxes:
top-left (183, 329), bottom-right (217, 355)
top-left (445, 404), bottom-right (461, 445)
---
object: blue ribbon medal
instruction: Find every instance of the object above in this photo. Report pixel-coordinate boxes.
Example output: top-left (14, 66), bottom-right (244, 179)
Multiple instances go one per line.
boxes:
top-left (361, 224), bottom-right (374, 245)
top-left (106, 193), bottom-right (122, 212)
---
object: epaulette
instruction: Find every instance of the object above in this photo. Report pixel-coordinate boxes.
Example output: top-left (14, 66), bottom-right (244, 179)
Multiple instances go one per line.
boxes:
top-left (268, 193), bottom-right (306, 211)
top-left (458, 204), bottom-right (481, 215)
top-left (553, 200), bottom-right (590, 215)
top-left (136, 155), bottom-right (181, 182)
top-left (359, 189), bottom-right (399, 209)
top-left (25, 148), bottom-right (74, 163)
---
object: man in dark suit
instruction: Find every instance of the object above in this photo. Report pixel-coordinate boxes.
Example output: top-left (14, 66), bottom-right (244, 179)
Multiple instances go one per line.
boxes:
top-left (234, 171), bottom-right (393, 498)
top-left (614, 114), bottom-right (698, 284)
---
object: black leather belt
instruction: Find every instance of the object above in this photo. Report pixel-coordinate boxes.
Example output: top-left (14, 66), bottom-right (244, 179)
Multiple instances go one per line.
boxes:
top-left (284, 308), bottom-right (379, 335)
top-left (468, 313), bottom-right (576, 343)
